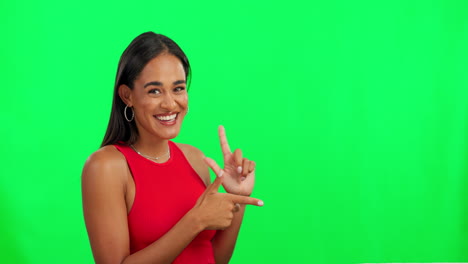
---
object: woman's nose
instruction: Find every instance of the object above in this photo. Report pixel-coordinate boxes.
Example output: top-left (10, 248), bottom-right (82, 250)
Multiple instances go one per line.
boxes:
top-left (160, 94), bottom-right (177, 110)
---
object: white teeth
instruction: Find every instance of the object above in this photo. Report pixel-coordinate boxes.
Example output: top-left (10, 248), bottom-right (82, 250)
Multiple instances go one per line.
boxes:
top-left (156, 113), bottom-right (177, 121)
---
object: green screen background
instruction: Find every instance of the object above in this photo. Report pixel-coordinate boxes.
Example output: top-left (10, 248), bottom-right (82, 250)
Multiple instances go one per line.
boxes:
top-left (1, 0), bottom-right (468, 263)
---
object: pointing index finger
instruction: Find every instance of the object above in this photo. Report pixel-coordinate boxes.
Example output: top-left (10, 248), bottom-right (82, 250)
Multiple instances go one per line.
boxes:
top-left (225, 193), bottom-right (264, 206)
top-left (218, 125), bottom-right (231, 155)
top-left (204, 157), bottom-right (224, 193)
top-left (208, 172), bottom-right (223, 193)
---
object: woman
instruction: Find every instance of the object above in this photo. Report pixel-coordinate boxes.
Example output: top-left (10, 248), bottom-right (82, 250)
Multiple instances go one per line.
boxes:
top-left (81, 32), bottom-right (263, 264)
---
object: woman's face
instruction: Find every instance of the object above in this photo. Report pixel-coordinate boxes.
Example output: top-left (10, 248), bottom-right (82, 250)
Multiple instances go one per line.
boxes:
top-left (127, 53), bottom-right (188, 141)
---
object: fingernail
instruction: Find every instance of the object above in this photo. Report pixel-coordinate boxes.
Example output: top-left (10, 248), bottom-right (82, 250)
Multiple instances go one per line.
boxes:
top-left (237, 166), bottom-right (242, 174)
top-left (219, 170), bottom-right (224, 177)
top-left (258, 200), bottom-right (264, 206)
top-left (240, 177), bottom-right (246, 181)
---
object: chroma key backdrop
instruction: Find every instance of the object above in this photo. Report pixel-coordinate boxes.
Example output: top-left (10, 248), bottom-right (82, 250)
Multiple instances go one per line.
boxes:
top-left (1, 0), bottom-right (468, 263)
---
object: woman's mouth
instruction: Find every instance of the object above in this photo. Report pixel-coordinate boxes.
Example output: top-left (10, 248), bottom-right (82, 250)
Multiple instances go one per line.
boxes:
top-left (154, 113), bottom-right (178, 126)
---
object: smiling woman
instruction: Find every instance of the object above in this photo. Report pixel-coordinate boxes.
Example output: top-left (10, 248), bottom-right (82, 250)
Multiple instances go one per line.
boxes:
top-left (81, 32), bottom-right (263, 264)
top-left (120, 53), bottom-right (188, 142)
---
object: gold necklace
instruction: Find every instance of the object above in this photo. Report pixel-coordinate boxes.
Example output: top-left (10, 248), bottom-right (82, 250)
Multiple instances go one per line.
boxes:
top-left (130, 144), bottom-right (170, 161)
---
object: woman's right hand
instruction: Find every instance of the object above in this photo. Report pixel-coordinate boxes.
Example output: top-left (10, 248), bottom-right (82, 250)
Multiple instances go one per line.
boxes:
top-left (191, 159), bottom-right (264, 230)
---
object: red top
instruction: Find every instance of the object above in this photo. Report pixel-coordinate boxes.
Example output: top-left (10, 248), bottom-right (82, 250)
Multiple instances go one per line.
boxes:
top-left (114, 141), bottom-right (216, 264)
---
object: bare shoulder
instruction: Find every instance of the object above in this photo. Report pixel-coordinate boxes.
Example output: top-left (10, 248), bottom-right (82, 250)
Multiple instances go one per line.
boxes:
top-left (175, 143), bottom-right (210, 186)
top-left (175, 143), bottom-right (205, 159)
top-left (82, 145), bottom-right (128, 186)
top-left (85, 145), bottom-right (126, 166)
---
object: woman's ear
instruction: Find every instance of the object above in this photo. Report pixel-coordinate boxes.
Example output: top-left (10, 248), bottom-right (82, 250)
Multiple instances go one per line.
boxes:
top-left (118, 84), bottom-right (133, 106)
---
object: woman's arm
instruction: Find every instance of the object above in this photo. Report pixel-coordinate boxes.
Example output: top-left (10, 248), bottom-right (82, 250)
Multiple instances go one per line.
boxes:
top-left (177, 143), bottom-right (254, 264)
top-left (211, 205), bottom-right (246, 263)
top-left (201, 125), bottom-right (261, 263)
top-left (203, 155), bottom-right (254, 264)
top-left (82, 147), bottom-right (203, 264)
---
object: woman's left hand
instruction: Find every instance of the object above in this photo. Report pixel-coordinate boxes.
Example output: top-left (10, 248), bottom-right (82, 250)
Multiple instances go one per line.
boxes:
top-left (204, 125), bottom-right (256, 196)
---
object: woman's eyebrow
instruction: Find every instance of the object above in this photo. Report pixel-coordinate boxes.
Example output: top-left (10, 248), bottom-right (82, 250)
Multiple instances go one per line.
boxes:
top-left (173, 80), bottom-right (186, 85)
top-left (144, 80), bottom-right (186, 88)
top-left (144, 81), bottom-right (163, 88)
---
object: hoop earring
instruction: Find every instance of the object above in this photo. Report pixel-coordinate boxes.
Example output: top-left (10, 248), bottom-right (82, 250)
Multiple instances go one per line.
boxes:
top-left (124, 105), bottom-right (134, 122)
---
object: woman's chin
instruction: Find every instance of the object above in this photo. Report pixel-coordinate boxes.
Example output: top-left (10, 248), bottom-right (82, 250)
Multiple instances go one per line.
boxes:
top-left (155, 127), bottom-right (181, 140)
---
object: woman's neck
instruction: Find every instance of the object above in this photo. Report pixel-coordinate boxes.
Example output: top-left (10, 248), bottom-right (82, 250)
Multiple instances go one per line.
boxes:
top-left (131, 136), bottom-right (170, 158)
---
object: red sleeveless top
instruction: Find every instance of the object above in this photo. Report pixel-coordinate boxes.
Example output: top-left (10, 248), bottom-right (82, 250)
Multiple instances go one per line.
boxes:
top-left (114, 141), bottom-right (216, 263)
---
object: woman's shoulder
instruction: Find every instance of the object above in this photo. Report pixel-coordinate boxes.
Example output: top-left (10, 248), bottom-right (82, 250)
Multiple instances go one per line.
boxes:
top-left (85, 145), bottom-right (127, 167)
top-left (174, 142), bottom-right (205, 159)
top-left (82, 145), bottom-right (128, 184)
top-left (174, 142), bottom-right (210, 186)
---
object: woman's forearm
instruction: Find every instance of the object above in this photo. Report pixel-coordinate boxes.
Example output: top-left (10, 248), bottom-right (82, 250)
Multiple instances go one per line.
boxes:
top-left (122, 210), bottom-right (203, 264)
top-left (211, 205), bottom-right (246, 264)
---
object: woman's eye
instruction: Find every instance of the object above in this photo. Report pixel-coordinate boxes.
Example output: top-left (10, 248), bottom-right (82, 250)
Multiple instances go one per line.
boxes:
top-left (149, 89), bottom-right (161, 95)
top-left (174, 87), bottom-right (186, 92)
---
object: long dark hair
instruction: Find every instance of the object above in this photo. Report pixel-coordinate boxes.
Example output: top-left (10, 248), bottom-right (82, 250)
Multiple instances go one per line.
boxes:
top-left (101, 32), bottom-right (191, 147)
